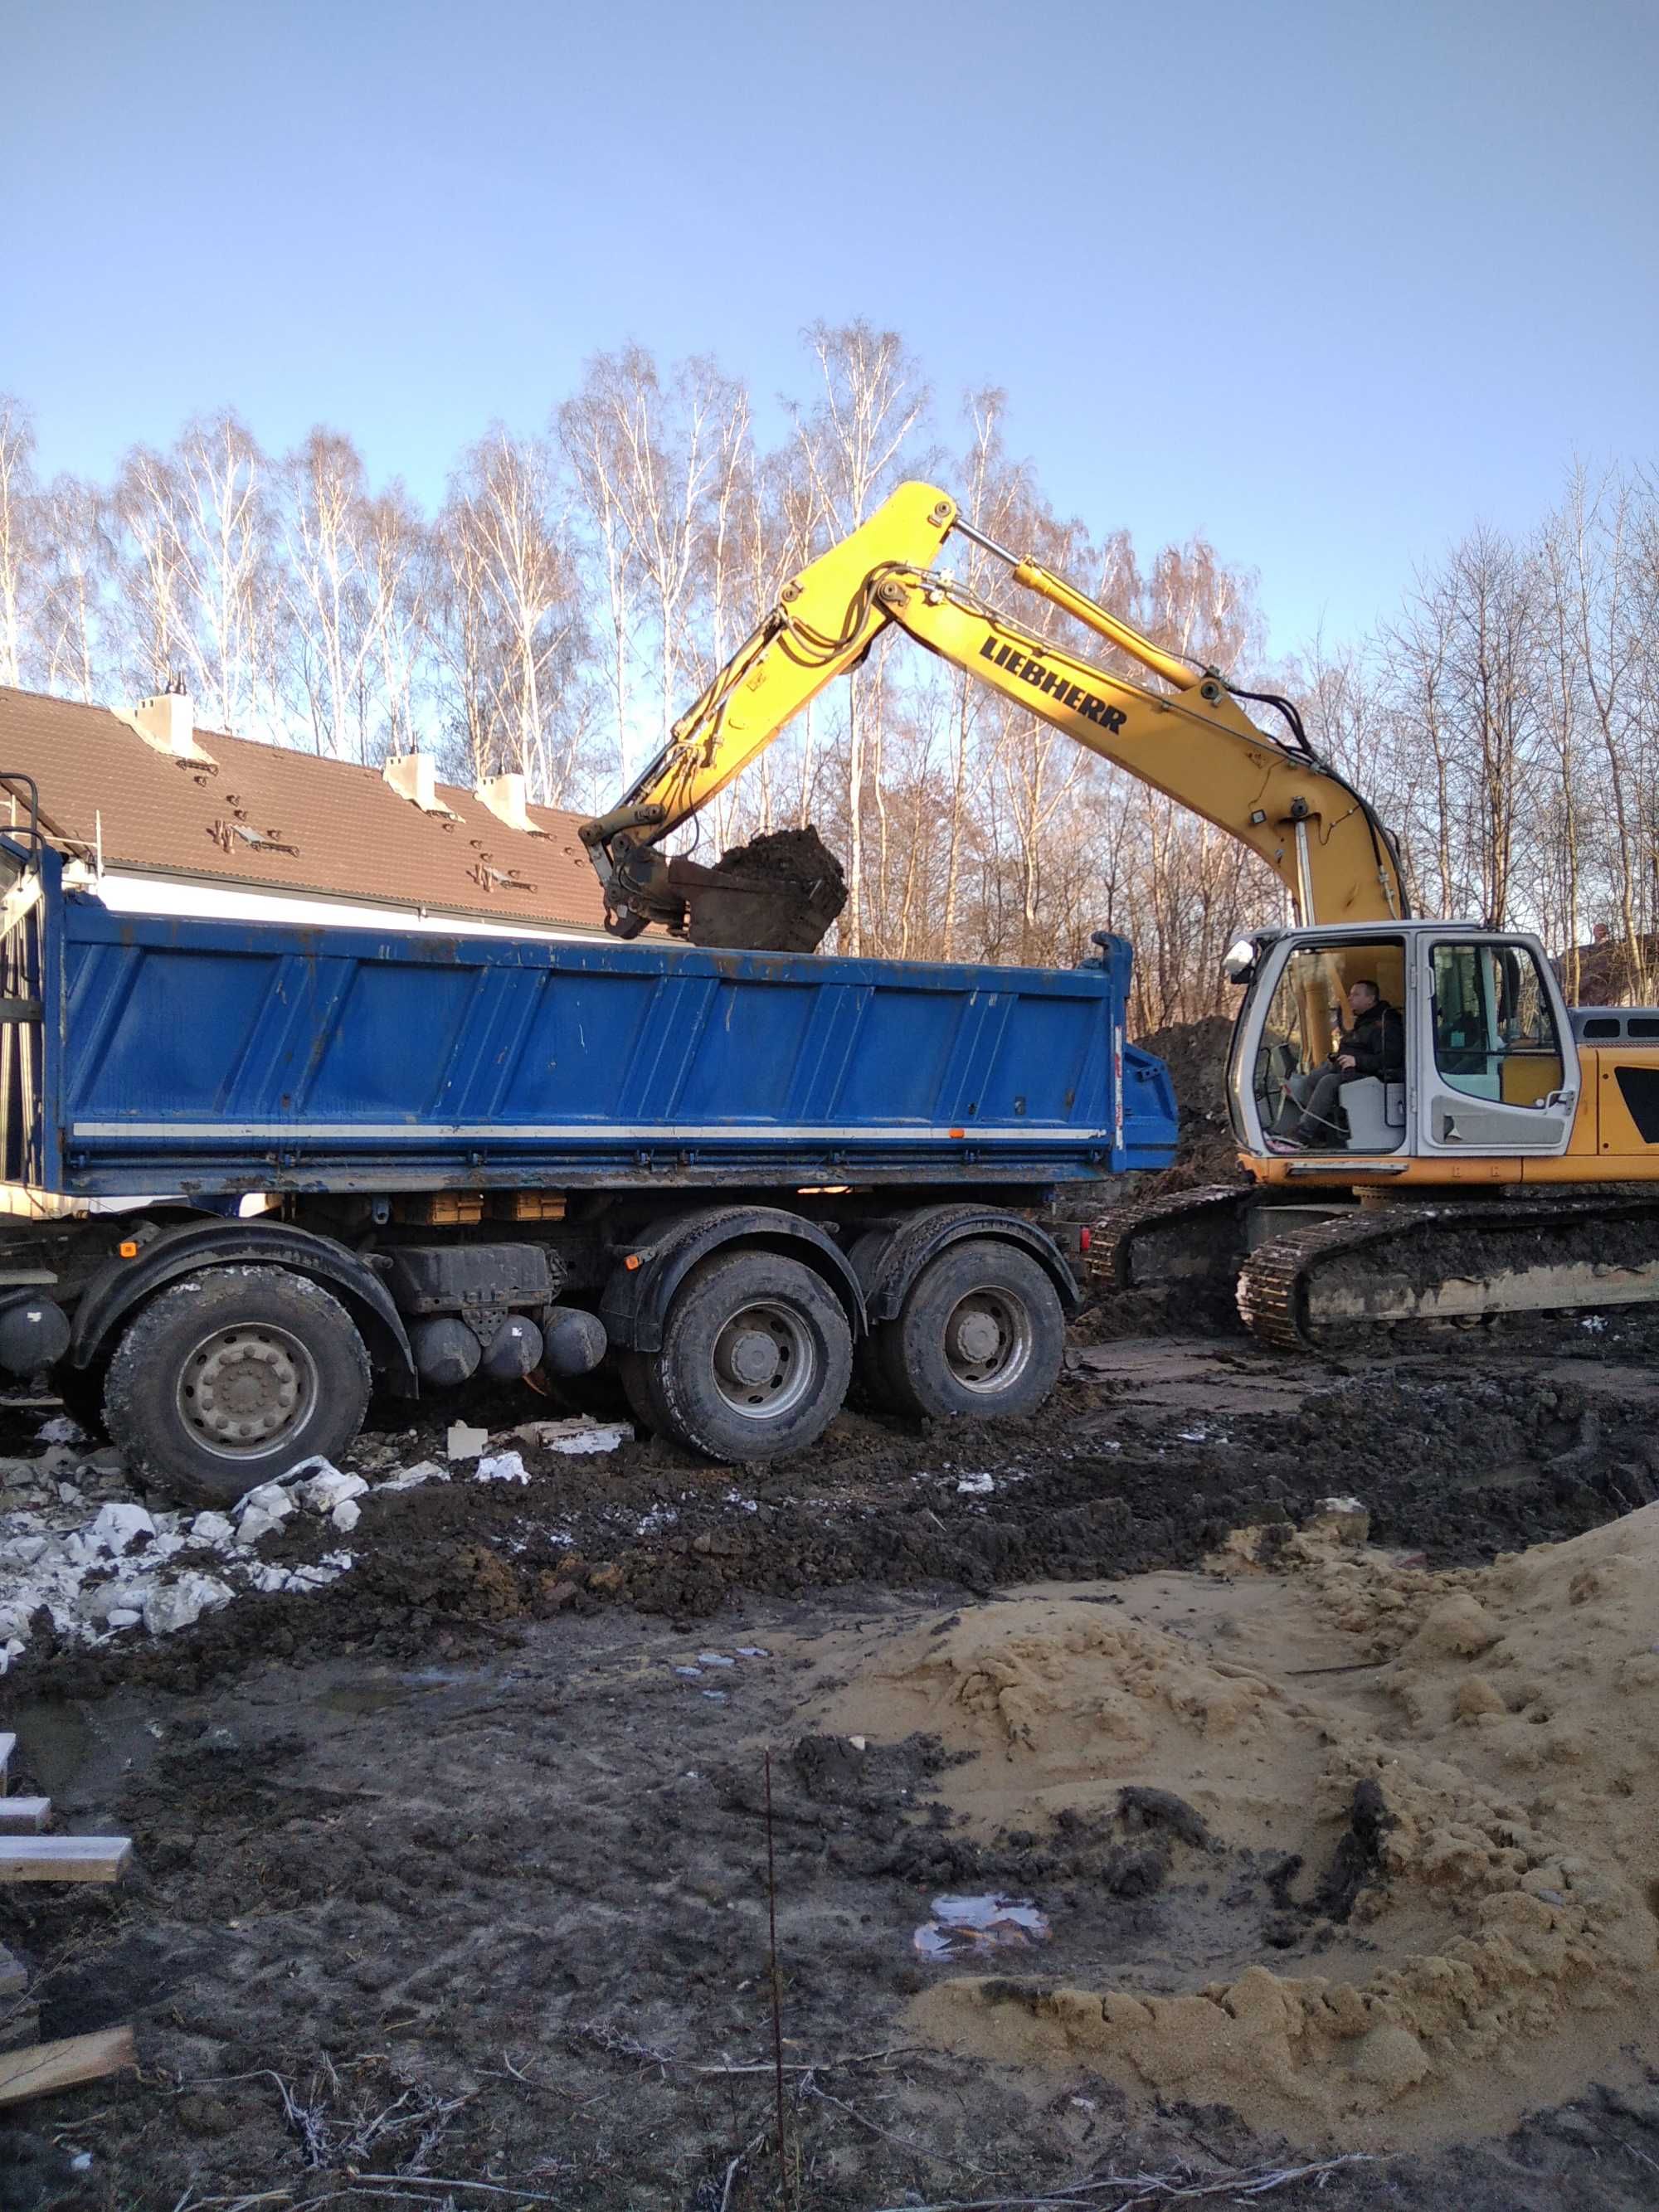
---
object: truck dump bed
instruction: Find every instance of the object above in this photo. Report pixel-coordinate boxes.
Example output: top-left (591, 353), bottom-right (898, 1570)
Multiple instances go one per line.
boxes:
top-left (5, 846), bottom-right (1176, 1202)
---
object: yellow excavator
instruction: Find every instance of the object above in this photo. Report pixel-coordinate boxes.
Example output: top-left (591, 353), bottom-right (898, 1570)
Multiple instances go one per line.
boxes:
top-left (582, 482), bottom-right (1659, 1349)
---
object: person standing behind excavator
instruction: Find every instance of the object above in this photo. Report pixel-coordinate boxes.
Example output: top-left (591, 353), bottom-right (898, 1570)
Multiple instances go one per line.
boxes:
top-left (1283, 979), bottom-right (1405, 1147)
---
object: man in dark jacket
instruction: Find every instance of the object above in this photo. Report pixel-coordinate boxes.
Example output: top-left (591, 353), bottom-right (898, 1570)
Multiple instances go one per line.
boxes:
top-left (1284, 980), bottom-right (1405, 1147)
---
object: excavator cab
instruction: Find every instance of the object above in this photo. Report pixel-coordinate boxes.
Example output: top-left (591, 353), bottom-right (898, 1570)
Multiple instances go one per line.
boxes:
top-left (1243, 935), bottom-right (1410, 1151)
top-left (1226, 921), bottom-right (1581, 1179)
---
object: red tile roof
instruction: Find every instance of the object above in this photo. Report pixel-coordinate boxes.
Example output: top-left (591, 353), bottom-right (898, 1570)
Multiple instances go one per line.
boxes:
top-left (0, 686), bottom-right (609, 932)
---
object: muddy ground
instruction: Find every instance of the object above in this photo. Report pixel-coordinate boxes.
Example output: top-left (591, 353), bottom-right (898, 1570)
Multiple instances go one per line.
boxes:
top-left (3, 1304), bottom-right (1659, 2210)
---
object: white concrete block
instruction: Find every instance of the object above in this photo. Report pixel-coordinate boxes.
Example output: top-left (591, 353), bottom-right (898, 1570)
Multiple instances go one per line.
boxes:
top-left (236, 1482), bottom-right (294, 1521)
top-left (86, 1504), bottom-right (154, 1557)
top-left (144, 1573), bottom-right (233, 1636)
top-left (296, 1467), bottom-right (369, 1514)
top-left (376, 1460), bottom-right (449, 1491)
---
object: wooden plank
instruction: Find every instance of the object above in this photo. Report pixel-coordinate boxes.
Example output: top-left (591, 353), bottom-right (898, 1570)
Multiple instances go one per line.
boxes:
top-left (0, 1835), bottom-right (131, 1884)
top-left (0, 2026), bottom-right (136, 2107)
top-left (0, 1798), bottom-right (50, 1832)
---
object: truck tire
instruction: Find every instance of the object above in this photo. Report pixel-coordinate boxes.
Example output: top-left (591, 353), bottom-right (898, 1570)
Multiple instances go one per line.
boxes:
top-left (620, 1249), bottom-right (852, 1462)
top-left (103, 1266), bottom-right (372, 1504)
top-left (873, 1237), bottom-right (1064, 1423)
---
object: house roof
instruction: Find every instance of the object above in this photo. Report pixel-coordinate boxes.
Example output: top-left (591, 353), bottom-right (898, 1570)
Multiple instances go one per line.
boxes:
top-left (0, 686), bottom-right (610, 932)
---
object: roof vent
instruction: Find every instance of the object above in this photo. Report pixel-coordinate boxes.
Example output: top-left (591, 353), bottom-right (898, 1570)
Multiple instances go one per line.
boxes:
top-left (383, 752), bottom-right (455, 816)
top-left (126, 681), bottom-right (216, 766)
top-left (469, 858), bottom-right (538, 894)
top-left (474, 771), bottom-right (544, 836)
top-left (212, 819), bottom-right (299, 858)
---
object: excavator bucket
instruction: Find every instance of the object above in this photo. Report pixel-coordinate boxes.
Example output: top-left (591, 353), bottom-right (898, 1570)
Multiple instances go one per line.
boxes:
top-left (677, 828), bottom-right (849, 955)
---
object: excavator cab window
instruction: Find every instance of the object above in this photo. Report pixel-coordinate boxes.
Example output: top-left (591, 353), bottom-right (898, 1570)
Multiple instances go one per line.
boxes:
top-left (1251, 940), bottom-right (1407, 1150)
top-left (1431, 942), bottom-right (1564, 1106)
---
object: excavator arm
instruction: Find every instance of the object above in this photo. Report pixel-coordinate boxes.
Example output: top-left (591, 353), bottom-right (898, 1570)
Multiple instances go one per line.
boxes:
top-left (580, 480), bottom-right (1407, 946)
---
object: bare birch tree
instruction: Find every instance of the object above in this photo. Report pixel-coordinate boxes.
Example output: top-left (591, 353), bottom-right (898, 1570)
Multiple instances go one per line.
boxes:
top-left (280, 430), bottom-right (430, 763)
top-left (791, 320), bottom-right (929, 951)
top-left (113, 411), bottom-right (276, 730)
top-left (0, 397), bottom-right (39, 689)
top-left (434, 429), bottom-right (590, 801)
top-left (34, 474), bottom-right (109, 702)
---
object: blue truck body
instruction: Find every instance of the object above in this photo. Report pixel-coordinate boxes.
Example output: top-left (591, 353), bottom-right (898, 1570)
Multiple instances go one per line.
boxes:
top-left (7, 844), bottom-right (1177, 1203)
top-left (0, 832), bottom-right (1177, 1481)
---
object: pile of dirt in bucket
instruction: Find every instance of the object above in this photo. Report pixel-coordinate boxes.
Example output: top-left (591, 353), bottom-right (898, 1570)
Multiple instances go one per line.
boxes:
top-left (845, 1500), bottom-right (1659, 2151)
top-left (686, 824), bottom-right (848, 952)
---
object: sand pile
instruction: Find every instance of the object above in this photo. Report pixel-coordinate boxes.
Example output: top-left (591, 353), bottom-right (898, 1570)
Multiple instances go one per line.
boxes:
top-left (821, 1505), bottom-right (1659, 2146)
top-left (823, 1601), bottom-right (1324, 1841)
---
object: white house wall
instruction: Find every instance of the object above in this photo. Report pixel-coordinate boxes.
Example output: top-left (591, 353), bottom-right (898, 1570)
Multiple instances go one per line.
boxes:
top-left (79, 869), bottom-right (606, 943)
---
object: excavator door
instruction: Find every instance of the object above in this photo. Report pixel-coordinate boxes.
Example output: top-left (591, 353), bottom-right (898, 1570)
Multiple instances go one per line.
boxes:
top-left (1418, 936), bottom-right (1577, 1155)
top-left (1231, 931), bottom-right (1413, 1156)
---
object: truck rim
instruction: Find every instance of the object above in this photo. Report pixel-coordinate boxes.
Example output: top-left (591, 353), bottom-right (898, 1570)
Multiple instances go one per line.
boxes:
top-left (943, 1289), bottom-right (1034, 1395)
top-left (710, 1300), bottom-right (815, 1421)
top-left (176, 1323), bottom-right (319, 1458)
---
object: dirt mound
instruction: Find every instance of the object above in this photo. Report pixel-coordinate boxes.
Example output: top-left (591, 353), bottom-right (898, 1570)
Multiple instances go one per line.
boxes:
top-left (687, 824), bottom-right (848, 952)
top-left (875, 1504), bottom-right (1659, 2148)
top-left (1137, 1014), bottom-right (1246, 1187)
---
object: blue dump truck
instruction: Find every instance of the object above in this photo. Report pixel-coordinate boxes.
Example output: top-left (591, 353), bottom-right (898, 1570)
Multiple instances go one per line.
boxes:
top-left (0, 826), bottom-right (1175, 1500)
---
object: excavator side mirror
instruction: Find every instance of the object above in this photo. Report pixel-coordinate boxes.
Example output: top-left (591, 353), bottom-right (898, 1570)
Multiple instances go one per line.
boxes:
top-left (1222, 936), bottom-right (1261, 986)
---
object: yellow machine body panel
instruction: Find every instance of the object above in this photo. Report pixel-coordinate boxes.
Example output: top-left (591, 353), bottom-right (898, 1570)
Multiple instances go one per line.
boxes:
top-left (1574, 1045), bottom-right (1659, 1164)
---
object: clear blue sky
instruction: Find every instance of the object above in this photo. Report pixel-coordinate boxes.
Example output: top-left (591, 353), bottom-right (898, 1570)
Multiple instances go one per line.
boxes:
top-left (7, 0), bottom-right (1656, 657)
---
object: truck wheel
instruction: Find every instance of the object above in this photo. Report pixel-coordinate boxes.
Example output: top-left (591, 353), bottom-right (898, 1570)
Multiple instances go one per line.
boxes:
top-left (878, 1238), bottom-right (1064, 1423)
top-left (103, 1266), bottom-right (371, 1504)
top-left (622, 1249), bottom-right (851, 1462)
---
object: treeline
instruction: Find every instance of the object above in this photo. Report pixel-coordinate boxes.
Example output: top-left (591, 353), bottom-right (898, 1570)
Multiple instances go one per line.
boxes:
top-left (1, 326), bottom-right (1654, 1022)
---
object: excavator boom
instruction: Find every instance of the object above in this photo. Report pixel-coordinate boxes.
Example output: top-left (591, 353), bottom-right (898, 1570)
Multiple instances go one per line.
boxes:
top-left (581, 481), bottom-right (1407, 946)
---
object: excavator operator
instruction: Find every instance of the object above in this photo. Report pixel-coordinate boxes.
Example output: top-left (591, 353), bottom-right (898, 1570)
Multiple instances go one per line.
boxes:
top-left (1279, 980), bottom-right (1405, 1149)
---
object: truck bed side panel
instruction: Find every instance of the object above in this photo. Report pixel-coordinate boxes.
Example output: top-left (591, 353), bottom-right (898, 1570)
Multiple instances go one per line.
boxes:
top-left (25, 855), bottom-right (1177, 1197)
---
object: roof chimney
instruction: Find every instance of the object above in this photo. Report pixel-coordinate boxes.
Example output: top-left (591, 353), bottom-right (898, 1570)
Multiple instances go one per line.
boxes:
top-left (129, 683), bottom-right (215, 766)
top-left (474, 771), bottom-right (542, 835)
top-left (382, 752), bottom-right (455, 815)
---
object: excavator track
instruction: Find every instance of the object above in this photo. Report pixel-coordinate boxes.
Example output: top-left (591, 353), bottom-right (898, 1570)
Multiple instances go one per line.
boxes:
top-left (1090, 1183), bottom-right (1258, 1293)
top-left (1238, 1192), bottom-right (1659, 1353)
